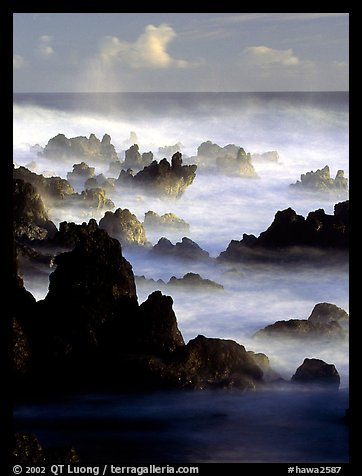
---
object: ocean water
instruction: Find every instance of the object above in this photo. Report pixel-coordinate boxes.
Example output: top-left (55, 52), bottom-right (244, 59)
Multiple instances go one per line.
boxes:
top-left (13, 92), bottom-right (349, 463)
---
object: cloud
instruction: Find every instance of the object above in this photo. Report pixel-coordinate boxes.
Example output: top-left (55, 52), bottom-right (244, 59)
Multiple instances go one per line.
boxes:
top-left (37, 35), bottom-right (54, 57)
top-left (13, 54), bottom-right (25, 69)
top-left (243, 46), bottom-right (300, 67)
top-left (99, 23), bottom-right (189, 69)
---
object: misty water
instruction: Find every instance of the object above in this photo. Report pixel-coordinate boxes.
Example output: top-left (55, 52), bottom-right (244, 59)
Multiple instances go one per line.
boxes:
top-left (13, 92), bottom-right (349, 463)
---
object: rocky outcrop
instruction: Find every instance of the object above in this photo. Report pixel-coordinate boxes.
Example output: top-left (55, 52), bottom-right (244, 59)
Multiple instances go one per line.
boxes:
top-left (216, 148), bottom-right (258, 178)
top-left (291, 358), bottom-right (340, 389)
top-left (195, 141), bottom-right (258, 177)
top-left (143, 211), bottom-right (190, 234)
top-left (41, 133), bottom-right (118, 162)
top-left (13, 179), bottom-right (57, 242)
top-left (117, 153), bottom-right (197, 198)
top-left (99, 208), bottom-right (148, 247)
top-left (67, 162), bottom-right (95, 182)
top-left (134, 291), bottom-right (185, 357)
top-left (123, 144), bottom-right (153, 170)
top-left (13, 166), bottom-right (75, 200)
top-left (76, 188), bottom-right (115, 210)
top-left (151, 237), bottom-right (210, 261)
top-left (254, 303), bottom-right (348, 340)
top-left (166, 335), bottom-right (264, 390)
top-left (168, 272), bottom-right (223, 290)
top-left (218, 201), bottom-right (349, 263)
top-left (290, 165), bottom-right (348, 194)
top-left (13, 218), bottom-right (276, 394)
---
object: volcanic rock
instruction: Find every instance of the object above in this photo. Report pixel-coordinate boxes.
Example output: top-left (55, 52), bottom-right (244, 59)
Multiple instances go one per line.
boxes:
top-left (291, 358), bottom-right (340, 389)
top-left (99, 208), bottom-right (148, 247)
top-left (168, 272), bottom-right (223, 290)
top-left (13, 166), bottom-right (75, 200)
top-left (117, 153), bottom-right (197, 198)
top-left (167, 335), bottom-right (264, 390)
top-left (13, 179), bottom-right (57, 242)
top-left (218, 201), bottom-right (349, 263)
top-left (151, 237), bottom-right (210, 261)
top-left (290, 165), bottom-right (348, 194)
top-left (254, 302), bottom-right (348, 340)
top-left (41, 133), bottom-right (118, 162)
top-left (143, 211), bottom-right (190, 234)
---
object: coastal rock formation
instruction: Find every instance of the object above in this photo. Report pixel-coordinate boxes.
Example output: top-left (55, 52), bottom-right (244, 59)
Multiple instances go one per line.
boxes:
top-left (99, 208), bottom-right (148, 247)
top-left (168, 272), bottom-right (223, 290)
top-left (195, 141), bottom-right (258, 177)
top-left (167, 335), bottom-right (264, 390)
top-left (216, 148), bottom-right (258, 178)
top-left (41, 133), bottom-right (118, 162)
top-left (14, 165), bottom-right (115, 211)
top-left (290, 165), bottom-right (348, 194)
top-left (123, 144), bottom-right (153, 170)
top-left (13, 179), bottom-right (57, 242)
top-left (151, 237), bottom-right (210, 261)
top-left (67, 162), bottom-right (95, 182)
top-left (291, 358), bottom-right (340, 389)
top-left (13, 166), bottom-right (75, 200)
top-left (134, 291), bottom-right (185, 357)
top-left (13, 218), bottom-right (277, 394)
top-left (143, 211), bottom-right (190, 234)
top-left (254, 303), bottom-right (349, 340)
top-left (218, 201), bottom-right (349, 263)
top-left (117, 152), bottom-right (197, 198)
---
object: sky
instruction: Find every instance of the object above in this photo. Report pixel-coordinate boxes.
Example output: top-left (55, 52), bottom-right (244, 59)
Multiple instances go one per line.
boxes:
top-left (13, 13), bottom-right (349, 92)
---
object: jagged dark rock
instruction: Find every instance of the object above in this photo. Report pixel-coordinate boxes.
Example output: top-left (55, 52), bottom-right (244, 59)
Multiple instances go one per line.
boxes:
top-left (254, 303), bottom-right (349, 340)
top-left (290, 165), bottom-right (348, 194)
top-left (117, 153), bottom-right (197, 198)
top-left (166, 335), bottom-right (264, 390)
top-left (151, 237), bottom-right (210, 261)
top-left (291, 358), bottom-right (340, 389)
top-left (99, 208), bottom-right (148, 247)
top-left (218, 201), bottom-right (349, 263)
top-left (41, 133), bottom-right (118, 162)
top-left (168, 272), bottom-right (223, 290)
top-left (123, 144), bottom-right (153, 170)
top-left (143, 211), bottom-right (190, 234)
top-left (13, 166), bottom-right (75, 200)
top-left (135, 291), bottom-right (185, 357)
top-left (13, 179), bottom-right (57, 242)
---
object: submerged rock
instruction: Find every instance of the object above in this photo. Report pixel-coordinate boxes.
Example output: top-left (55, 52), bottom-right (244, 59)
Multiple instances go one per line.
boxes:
top-left (168, 272), bottom-right (224, 290)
